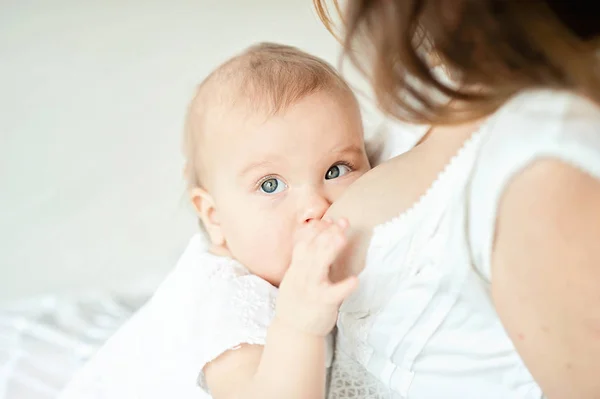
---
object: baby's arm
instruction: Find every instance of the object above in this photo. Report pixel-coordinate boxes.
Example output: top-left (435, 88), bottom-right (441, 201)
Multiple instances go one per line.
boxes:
top-left (204, 322), bottom-right (326, 398)
top-left (204, 219), bottom-right (357, 399)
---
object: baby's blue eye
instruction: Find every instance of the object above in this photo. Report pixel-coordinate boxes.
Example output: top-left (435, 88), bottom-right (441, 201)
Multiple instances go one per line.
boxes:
top-left (325, 164), bottom-right (351, 180)
top-left (260, 177), bottom-right (286, 194)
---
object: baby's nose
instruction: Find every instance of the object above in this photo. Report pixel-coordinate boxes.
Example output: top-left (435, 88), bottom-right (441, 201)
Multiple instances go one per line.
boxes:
top-left (299, 193), bottom-right (331, 224)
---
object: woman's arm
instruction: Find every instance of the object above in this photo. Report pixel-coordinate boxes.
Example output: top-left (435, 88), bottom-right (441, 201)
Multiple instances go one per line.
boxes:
top-left (492, 159), bottom-right (600, 398)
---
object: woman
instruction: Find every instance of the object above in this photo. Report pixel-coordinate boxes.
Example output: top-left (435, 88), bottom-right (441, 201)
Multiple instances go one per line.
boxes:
top-left (315, 1), bottom-right (600, 398)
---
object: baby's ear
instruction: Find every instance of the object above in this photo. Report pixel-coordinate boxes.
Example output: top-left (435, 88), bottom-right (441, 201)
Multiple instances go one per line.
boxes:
top-left (190, 188), bottom-right (225, 246)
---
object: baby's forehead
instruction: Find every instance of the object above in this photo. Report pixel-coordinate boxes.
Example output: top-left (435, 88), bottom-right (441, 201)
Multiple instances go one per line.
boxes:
top-left (191, 96), bottom-right (366, 191)
top-left (190, 82), bottom-right (358, 142)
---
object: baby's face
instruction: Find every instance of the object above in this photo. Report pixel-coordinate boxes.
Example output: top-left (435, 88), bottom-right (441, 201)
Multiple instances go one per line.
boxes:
top-left (202, 91), bottom-right (370, 286)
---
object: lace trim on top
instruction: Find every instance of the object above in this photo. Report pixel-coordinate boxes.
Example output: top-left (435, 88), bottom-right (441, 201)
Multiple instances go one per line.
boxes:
top-left (369, 127), bottom-right (485, 252)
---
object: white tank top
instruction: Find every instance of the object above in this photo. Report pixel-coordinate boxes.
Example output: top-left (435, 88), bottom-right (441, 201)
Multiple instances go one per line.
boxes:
top-left (328, 90), bottom-right (600, 399)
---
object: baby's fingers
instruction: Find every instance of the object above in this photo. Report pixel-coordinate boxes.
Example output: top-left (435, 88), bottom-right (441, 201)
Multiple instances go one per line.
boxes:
top-left (294, 219), bottom-right (332, 249)
top-left (313, 223), bottom-right (348, 279)
top-left (325, 275), bottom-right (359, 305)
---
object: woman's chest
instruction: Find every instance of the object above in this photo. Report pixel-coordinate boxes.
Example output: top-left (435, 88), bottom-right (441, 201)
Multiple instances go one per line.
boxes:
top-left (341, 127), bottom-right (483, 298)
top-left (327, 130), bottom-right (479, 282)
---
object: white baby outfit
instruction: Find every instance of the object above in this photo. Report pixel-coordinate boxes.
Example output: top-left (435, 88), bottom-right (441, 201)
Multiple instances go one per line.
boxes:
top-left (59, 234), bottom-right (334, 399)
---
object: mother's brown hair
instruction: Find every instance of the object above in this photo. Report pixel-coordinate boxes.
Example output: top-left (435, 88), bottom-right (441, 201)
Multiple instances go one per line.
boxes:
top-left (314, 0), bottom-right (600, 125)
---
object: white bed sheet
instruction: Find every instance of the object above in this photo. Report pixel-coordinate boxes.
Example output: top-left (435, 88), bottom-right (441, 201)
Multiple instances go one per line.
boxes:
top-left (0, 294), bottom-right (147, 399)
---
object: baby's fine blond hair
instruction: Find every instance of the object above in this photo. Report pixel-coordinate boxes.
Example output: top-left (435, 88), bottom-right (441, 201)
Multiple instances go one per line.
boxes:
top-left (183, 42), bottom-right (358, 190)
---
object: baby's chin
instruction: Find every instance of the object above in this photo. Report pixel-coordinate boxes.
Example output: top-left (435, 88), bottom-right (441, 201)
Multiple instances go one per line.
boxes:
top-left (251, 270), bottom-right (283, 288)
top-left (211, 244), bottom-right (288, 287)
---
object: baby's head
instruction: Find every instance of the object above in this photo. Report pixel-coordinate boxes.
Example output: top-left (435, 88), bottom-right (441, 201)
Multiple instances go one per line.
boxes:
top-left (184, 43), bottom-right (370, 286)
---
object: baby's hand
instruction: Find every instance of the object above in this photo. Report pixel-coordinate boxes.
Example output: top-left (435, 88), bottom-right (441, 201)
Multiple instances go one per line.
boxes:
top-left (275, 218), bottom-right (359, 337)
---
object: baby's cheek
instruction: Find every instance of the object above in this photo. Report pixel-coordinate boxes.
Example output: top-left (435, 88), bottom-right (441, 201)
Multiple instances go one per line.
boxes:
top-left (272, 231), bottom-right (296, 284)
top-left (252, 254), bottom-right (289, 288)
top-left (245, 228), bottom-right (290, 285)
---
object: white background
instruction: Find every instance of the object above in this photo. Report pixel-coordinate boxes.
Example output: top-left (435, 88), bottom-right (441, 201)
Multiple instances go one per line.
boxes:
top-left (1, 0), bottom-right (380, 302)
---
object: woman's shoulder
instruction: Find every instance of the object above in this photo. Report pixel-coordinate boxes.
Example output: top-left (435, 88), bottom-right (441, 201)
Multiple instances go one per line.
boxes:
top-left (468, 90), bottom-right (600, 281)
top-left (473, 89), bottom-right (600, 191)
top-left (485, 89), bottom-right (600, 145)
top-left (472, 89), bottom-right (600, 199)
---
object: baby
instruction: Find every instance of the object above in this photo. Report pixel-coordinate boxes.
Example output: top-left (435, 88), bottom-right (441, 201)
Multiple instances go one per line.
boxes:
top-left (59, 42), bottom-right (371, 399)
top-left (184, 42), bottom-right (371, 398)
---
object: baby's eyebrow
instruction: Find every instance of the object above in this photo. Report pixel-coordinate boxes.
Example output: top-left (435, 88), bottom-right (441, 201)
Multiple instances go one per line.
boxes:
top-left (331, 144), bottom-right (364, 156)
top-left (238, 159), bottom-right (278, 178)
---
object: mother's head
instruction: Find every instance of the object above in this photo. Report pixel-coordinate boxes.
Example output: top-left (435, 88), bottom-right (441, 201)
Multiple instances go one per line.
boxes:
top-left (314, 0), bottom-right (600, 125)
